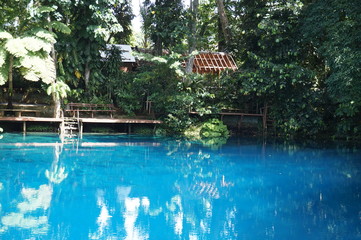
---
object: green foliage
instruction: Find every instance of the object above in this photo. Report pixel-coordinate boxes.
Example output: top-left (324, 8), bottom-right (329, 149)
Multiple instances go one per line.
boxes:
top-left (46, 79), bottom-right (71, 100)
top-left (184, 118), bottom-right (229, 149)
top-left (50, 22), bottom-right (71, 35)
top-left (301, 0), bottom-right (361, 136)
top-left (133, 126), bottom-right (154, 135)
top-left (0, 48), bottom-right (8, 85)
top-left (27, 124), bottom-right (57, 132)
top-left (185, 118), bottom-right (229, 139)
top-left (52, 0), bottom-right (130, 96)
top-left (200, 118), bottom-right (229, 138)
top-left (142, 0), bottom-right (187, 54)
top-left (1, 0), bottom-right (359, 139)
top-left (88, 126), bottom-right (115, 133)
top-left (0, 31), bottom-right (56, 85)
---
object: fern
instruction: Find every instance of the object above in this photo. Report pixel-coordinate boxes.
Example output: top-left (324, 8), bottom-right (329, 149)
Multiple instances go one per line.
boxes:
top-left (51, 22), bottom-right (71, 34)
top-left (23, 37), bottom-right (52, 53)
top-left (1, 28), bottom-right (57, 86)
top-left (5, 38), bottom-right (29, 57)
top-left (0, 47), bottom-right (8, 85)
top-left (0, 48), bottom-right (7, 68)
top-left (20, 55), bottom-right (56, 84)
top-left (34, 29), bottom-right (56, 44)
top-left (0, 31), bottom-right (13, 40)
top-left (0, 67), bottom-right (8, 85)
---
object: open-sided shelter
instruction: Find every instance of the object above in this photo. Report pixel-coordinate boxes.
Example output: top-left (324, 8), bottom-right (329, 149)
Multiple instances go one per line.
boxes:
top-left (191, 52), bottom-right (237, 75)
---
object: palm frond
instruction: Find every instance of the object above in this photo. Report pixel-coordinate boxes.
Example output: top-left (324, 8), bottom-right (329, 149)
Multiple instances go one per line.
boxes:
top-left (51, 22), bottom-right (71, 34)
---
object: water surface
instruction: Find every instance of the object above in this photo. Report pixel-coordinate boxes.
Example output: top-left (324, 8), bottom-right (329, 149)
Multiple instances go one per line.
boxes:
top-left (0, 134), bottom-right (360, 239)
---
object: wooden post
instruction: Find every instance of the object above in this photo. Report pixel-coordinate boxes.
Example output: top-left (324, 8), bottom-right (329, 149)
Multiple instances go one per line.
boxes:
top-left (23, 121), bottom-right (26, 134)
top-left (262, 104), bottom-right (268, 133)
top-left (79, 120), bottom-right (83, 139)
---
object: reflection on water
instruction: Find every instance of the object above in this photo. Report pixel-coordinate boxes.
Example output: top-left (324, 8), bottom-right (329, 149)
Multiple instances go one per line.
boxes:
top-left (0, 135), bottom-right (360, 239)
top-left (0, 143), bottom-right (68, 236)
top-left (1, 184), bottom-right (52, 234)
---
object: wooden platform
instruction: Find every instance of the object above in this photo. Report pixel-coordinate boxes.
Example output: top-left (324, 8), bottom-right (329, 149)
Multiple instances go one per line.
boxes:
top-left (80, 118), bottom-right (162, 124)
top-left (0, 117), bottom-right (63, 122)
top-left (0, 117), bottom-right (163, 134)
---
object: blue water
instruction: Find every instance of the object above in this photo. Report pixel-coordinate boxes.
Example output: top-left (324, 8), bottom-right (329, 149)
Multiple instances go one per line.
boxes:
top-left (0, 133), bottom-right (360, 240)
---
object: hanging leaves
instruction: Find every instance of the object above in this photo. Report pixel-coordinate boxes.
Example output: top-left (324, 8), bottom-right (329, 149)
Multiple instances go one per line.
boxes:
top-left (47, 79), bottom-right (71, 100)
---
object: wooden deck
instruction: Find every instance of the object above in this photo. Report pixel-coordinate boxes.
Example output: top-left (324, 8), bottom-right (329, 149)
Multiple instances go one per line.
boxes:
top-left (80, 118), bottom-right (162, 124)
top-left (0, 116), bottom-right (163, 134)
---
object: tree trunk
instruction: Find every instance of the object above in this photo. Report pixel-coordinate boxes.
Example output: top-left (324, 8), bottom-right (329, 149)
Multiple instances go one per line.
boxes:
top-left (48, 14), bottom-right (62, 118)
top-left (185, 0), bottom-right (199, 74)
top-left (7, 55), bottom-right (14, 109)
top-left (84, 62), bottom-right (91, 88)
top-left (188, 0), bottom-right (199, 54)
top-left (155, 35), bottom-right (163, 56)
top-left (51, 43), bottom-right (61, 118)
top-left (185, 56), bottom-right (195, 74)
top-left (217, 0), bottom-right (231, 48)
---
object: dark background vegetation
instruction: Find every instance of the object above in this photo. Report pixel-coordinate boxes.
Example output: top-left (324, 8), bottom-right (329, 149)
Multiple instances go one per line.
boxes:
top-left (1, 0), bottom-right (360, 139)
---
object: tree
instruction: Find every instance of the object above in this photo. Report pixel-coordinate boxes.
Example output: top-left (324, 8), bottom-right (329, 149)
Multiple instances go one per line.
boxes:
top-left (142, 0), bottom-right (187, 55)
top-left (0, 1), bottom-right (58, 109)
top-left (219, 0), bottom-right (328, 137)
top-left (53, 0), bottom-right (125, 94)
top-left (302, 0), bottom-right (361, 136)
top-left (112, 0), bottom-right (134, 44)
top-left (216, 0), bottom-right (231, 50)
top-left (185, 0), bottom-right (199, 74)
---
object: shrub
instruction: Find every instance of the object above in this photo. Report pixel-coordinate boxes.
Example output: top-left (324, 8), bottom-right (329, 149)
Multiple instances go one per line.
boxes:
top-left (200, 119), bottom-right (229, 138)
top-left (184, 118), bottom-right (229, 139)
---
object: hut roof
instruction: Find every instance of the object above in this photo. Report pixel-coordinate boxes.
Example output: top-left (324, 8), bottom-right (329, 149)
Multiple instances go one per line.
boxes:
top-left (192, 52), bottom-right (237, 74)
top-left (100, 44), bottom-right (136, 63)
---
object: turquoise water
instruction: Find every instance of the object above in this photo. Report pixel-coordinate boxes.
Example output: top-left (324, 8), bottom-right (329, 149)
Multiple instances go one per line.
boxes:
top-left (0, 133), bottom-right (360, 240)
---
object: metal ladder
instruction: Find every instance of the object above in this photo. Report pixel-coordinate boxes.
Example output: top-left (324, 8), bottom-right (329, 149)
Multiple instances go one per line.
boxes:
top-left (60, 117), bottom-right (80, 144)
